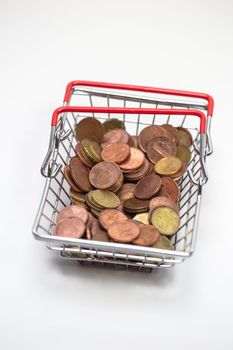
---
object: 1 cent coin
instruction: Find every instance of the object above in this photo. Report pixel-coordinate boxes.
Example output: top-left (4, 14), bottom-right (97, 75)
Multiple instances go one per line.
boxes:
top-left (101, 143), bottom-right (130, 163)
top-left (119, 147), bottom-right (145, 171)
top-left (101, 129), bottom-right (129, 148)
top-left (99, 209), bottom-right (128, 230)
top-left (160, 177), bottom-right (180, 202)
top-left (139, 125), bottom-right (166, 152)
top-left (149, 196), bottom-right (179, 213)
top-left (132, 224), bottom-right (160, 246)
top-left (89, 161), bottom-right (121, 189)
top-left (70, 156), bottom-right (93, 192)
top-left (107, 220), bottom-right (140, 243)
top-left (55, 217), bottom-right (85, 238)
top-left (64, 165), bottom-right (82, 192)
top-left (146, 136), bottom-right (177, 164)
top-left (56, 205), bottom-right (89, 224)
top-left (134, 174), bottom-right (162, 200)
top-left (75, 117), bottom-right (104, 143)
top-left (91, 221), bottom-right (110, 242)
top-left (161, 124), bottom-right (179, 144)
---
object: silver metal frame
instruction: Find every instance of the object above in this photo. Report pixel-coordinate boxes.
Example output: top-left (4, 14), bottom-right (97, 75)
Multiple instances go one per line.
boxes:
top-left (32, 86), bottom-right (213, 271)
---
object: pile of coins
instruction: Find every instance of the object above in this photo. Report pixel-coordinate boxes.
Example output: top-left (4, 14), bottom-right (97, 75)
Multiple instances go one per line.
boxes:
top-left (54, 117), bottom-right (192, 251)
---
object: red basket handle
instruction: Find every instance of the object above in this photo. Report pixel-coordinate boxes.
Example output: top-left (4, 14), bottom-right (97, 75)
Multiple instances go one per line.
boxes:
top-left (51, 106), bottom-right (206, 133)
top-left (63, 81), bottom-right (214, 117)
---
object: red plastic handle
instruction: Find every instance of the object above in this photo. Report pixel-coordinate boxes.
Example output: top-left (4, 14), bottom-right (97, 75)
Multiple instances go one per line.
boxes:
top-left (64, 81), bottom-right (214, 117)
top-left (51, 106), bottom-right (206, 133)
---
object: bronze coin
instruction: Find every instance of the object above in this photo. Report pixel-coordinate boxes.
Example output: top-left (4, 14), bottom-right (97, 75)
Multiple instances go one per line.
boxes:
top-left (128, 135), bottom-right (139, 148)
top-left (161, 124), bottom-right (179, 144)
top-left (149, 196), bottom-right (179, 213)
top-left (101, 143), bottom-right (130, 164)
top-left (107, 220), bottom-right (140, 243)
top-left (118, 183), bottom-right (136, 202)
top-left (134, 174), bottom-right (162, 200)
top-left (124, 158), bottom-right (151, 181)
top-left (119, 147), bottom-right (145, 171)
top-left (75, 144), bottom-right (94, 168)
top-left (56, 205), bottom-right (89, 224)
top-left (160, 177), bottom-right (180, 202)
top-left (123, 197), bottom-right (149, 213)
top-left (156, 186), bottom-right (172, 199)
top-left (99, 209), bottom-right (128, 230)
top-left (70, 156), bottom-right (93, 192)
top-left (132, 224), bottom-right (160, 247)
top-left (146, 136), bottom-right (177, 164)
top-left (91, 221), bottom-right (110, 242)
top-left (86, 212), bottom-right (97, 228)
top-left (101, 129), bottom-right (129, 148)
top-left (55, 218), bottom-right (85, 238)
top-left (64, 165), bottom-right (82, 192)
top-left (138, 125), bottom-right (166, 152)
top-left (75, 117), bottom-right (104, 143)
top-left (86, 226), bottom-right (92, 240)
top-left (89, 161), bottom-right (121, 189)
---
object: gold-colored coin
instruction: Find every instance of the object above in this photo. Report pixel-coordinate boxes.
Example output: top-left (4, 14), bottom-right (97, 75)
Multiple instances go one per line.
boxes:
top-left (103, 118), bottom-right (125, 132)
top-left (151, 206), bottom-right (180, 236)
top-left (81, 139), bottom-right (99, 164)
top-left (133, 213), bottom-right (149, 225)
top-left (91, 190), bottom-right (120, 209)
top-left (152, 235), bottom-right (174, 250)
top-left (176, 145), bottom-right (191, 163)
top-left (154, 156), bottom-right (182, 176)
top-left (85, 191), bottom-right (103, 210)
top-left (89, 140), bottom-right (102, 162)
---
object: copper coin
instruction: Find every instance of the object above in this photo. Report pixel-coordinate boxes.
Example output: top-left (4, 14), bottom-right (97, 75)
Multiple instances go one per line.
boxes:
top-left (149, 196), bottom-right (179, 213)
top-left (101, 129), bottom-right (129, 148)
top-left (91, 221), bottom-right (110, 242)
top-left (124, 158), bottom-right (151, 181)
top-left (119, 147), bottom-right (145, 171)
top-left (87, 212), bottom-right (97, 228)
top-left (134, 174), bottom-right (162, 200)
top-left (64, 165), bottom-right (82, 192)
top-left (138, 125), bottom-right (166, 152)
top-left (55, 218), bottom-right (85, 238)
top-left (160, 177), bottom-right (180, 202)
top-left (75, 143), bottom-right (94, 168)
top-left (161, 124), bottom-right (179, 144)
top-left (70, 156), bottom-right (93, 192)
top-left (132, 224), bottom-right (160, 246)
top-left (89, 161), bottom-right (121, 189)
top-left (157, 186), bottom-right (172, 199)
top-left (86, 226), bottom-right (92, 240)
top-left (118, 183), bottom-right (136, 202)
top-left (123, 197), bottom-right (149, 213)
top-left (75, 117), bottom-right (104, 143)
top-left (99, 209), bottom-right (128, 230)
top-left (103, 118), bottom-right (125, 132)
top-left (107, 220), bottom-right (140, 243)
top-left (57, 205), bottom-right (89, 224)
top-left (101, 143), bottom-right (130, 164)
top-left (146, 136), bottom-right (177, 164)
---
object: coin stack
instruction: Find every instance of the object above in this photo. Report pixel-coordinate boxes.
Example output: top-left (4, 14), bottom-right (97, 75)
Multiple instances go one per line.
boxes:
top-left (54, 117), bottom-right (192, 251)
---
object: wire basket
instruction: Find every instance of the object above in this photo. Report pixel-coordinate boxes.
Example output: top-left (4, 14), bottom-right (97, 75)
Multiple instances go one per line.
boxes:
top-left (32, 82), bottom-right (214, 271)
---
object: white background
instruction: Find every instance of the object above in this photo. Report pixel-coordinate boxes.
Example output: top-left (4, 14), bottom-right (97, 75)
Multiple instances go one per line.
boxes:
top-left (0, 0), bottom-right (233, 349)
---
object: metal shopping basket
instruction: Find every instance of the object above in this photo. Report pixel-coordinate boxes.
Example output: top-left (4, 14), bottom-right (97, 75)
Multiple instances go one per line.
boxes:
top-left (32, 82), bottom-right (214, 270)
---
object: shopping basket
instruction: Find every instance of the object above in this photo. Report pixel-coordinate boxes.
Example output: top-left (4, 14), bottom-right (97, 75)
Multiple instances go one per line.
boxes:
top-left (32, 88), bottom-right (213, 270)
